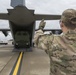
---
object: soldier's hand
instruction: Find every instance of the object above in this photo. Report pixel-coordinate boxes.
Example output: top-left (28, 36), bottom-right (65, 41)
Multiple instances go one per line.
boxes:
top-left (39, 19), bottom-right (46, 30)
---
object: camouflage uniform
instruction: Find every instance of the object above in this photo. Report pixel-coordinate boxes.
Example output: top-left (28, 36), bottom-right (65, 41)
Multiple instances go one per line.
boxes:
top-left (34, 9), bottom-right (76, 75)
top-left (34, 29), bottom-right (76, 75)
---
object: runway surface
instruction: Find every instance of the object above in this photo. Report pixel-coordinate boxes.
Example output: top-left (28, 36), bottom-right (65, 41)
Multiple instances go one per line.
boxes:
top-left (0, 44), bottom-right (50, 75)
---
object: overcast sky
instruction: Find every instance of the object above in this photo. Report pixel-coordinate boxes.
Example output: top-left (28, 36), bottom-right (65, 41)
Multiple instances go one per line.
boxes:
top-left (0, 0), bottom-right (76, 41)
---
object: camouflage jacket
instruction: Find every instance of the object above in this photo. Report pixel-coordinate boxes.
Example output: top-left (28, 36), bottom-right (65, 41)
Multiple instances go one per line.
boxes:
top-left (34, 29), bottom-right (76, 75)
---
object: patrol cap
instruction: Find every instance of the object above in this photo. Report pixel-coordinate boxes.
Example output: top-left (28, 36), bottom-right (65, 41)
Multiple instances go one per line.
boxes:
top-left (61, 9), bottom-right (76, 29)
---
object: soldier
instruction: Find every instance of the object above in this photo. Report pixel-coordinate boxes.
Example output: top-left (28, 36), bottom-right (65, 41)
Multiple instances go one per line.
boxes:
top-left (34, 9), bottom-right (76, 75)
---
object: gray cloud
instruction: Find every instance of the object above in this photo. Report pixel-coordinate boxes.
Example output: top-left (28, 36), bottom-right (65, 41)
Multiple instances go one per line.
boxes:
top-left (26, 0), bottom-right (76, 14)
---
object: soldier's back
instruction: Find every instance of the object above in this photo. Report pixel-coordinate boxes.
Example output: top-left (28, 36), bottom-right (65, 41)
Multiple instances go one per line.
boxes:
top-left (49, 30), bottom-right (76, 75)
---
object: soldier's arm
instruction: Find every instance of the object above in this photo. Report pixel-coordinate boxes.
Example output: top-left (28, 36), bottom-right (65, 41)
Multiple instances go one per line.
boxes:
top-left (34, 32), bottom-right (54, 54)
top-left (34, 19), bottom-right (46, 50)
top-left (34, 19), bottom-right (54, 52)
top-left (34, 19), bottom-right (45, 47)
top-left (34, 29), bottom-right (44, 47)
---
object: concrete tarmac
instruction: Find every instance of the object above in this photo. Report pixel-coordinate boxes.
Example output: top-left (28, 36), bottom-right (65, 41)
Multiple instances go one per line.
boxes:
top-left (0, 44), bottom-right (50, 75)
top-left (20, 48), bottom-right (50, 75)
top-left (0, 44), bottom-right (19, 75)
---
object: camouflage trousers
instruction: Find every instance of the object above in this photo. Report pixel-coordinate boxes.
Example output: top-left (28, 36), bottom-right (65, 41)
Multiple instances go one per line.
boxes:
top-left (50, 71), bottom-right (76, 75)
top-left (49, 66), bottom-right (76, 75)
